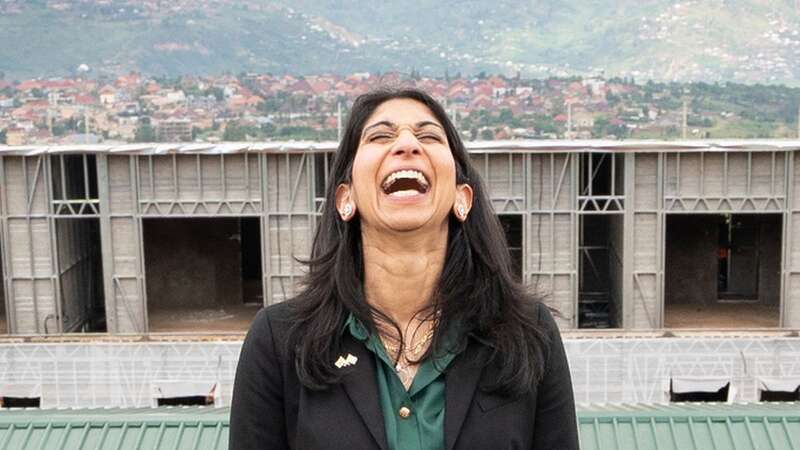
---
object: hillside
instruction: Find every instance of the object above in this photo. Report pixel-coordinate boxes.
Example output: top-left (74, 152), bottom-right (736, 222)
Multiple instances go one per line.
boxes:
top-left (2, 0), bottom-right (800, 84)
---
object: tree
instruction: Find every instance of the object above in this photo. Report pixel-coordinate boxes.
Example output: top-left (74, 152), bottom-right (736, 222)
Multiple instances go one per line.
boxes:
top-left (592, 117), bottom-right (610, 137)
top-left (605, 91), bottom-right (621, 107)
top-left (52, 123), bottom-right (67, 136)
top-left (223, 122), bottom-right (247, 141)
top-left (533, 116), bottom-right (556, 135)
top-left (498, 108), bottom-right (513, 123)
top-left (607, 124), bottom-right (628, 139)
top-left (134, 124), bottom-right (156, 142)
top-left (205, 87), bottom-right (225, 102)
top-left (260, 122), bottom-right (276, 136)
top-left (0, 128), bottom-right (6, 144)
top-left (480, 128), bottom-right (494, 140)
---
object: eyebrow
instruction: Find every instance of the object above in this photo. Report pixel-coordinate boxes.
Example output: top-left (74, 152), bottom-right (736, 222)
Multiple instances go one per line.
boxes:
top-left (362, 120), bottom-right (445, 136)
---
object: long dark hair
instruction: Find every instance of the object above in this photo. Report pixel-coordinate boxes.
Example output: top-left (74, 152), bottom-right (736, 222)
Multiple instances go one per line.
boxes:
top-left (286, 87), bottom-right (548, 395)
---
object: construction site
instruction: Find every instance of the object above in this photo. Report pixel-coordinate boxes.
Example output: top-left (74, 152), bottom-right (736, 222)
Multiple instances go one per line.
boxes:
top-left (0, 140), bottom-right (799, 409)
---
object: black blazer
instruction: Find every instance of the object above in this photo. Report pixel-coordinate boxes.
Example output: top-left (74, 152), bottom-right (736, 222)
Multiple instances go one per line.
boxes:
top-left (229, 301), bottom-right (579, 450)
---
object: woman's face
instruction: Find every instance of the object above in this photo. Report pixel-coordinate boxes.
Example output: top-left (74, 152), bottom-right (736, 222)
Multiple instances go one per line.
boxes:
top-left (338, 98), bottom-right (471, 234)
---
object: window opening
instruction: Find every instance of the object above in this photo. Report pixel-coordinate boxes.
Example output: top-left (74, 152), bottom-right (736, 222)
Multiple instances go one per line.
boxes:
top-left (156, 396), bottom-right (214, 407)
top-left (760, 389), bottom-right (799, 402)
top-left (1, 397), bottom-right (41, 408)
top-left (669, 382), bottom-right (731, 402)
top-left (578, 153), bottom-right (624, 212)
top-left (50, 154), bottom-right (99, 215)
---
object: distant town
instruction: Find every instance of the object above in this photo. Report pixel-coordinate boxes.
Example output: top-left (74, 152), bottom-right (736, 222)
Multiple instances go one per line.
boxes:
top-left (1, 71), bottom-right (800, 145)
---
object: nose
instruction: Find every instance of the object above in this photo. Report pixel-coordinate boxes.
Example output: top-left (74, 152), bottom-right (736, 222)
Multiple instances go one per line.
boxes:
top-left (391, 128), bottom-right (422, 157)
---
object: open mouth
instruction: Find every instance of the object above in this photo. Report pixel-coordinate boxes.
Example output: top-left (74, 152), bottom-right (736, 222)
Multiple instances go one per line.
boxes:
top-left (381, 169), bottom-right (430, 198)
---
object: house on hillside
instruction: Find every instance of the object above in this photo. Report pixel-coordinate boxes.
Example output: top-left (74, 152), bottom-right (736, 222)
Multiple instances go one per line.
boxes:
top-left (4, 126), bottom-right (27, 145)
top-left (573, 109), bottom-right (596, 129)
top-left (99, 85), bottom-right (117, 106)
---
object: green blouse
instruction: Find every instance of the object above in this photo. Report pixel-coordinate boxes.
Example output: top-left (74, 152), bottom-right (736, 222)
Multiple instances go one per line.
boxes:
top-left (344, 314), bottom-right (457, 450)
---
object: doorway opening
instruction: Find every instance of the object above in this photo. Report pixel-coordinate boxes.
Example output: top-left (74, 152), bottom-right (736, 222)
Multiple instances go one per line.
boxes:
top-left (0, 240), bottom-right (6, 335)
top-left (664, 214), bottom-right (781, 328)
top-left (144, 217), bottom-right (263, 332)
top-left (55, 218), bottom-right (106, 332)
top-left (578, 215), bottom-right (623, 328)
top-left (498, 215), bottom-right (523, 280)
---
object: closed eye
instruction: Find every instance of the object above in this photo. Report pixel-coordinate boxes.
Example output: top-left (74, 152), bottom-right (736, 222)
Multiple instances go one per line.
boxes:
top-left (368, 133), bottom-right (395, 143)
top-left (417, 133), bottom-right (443, 143)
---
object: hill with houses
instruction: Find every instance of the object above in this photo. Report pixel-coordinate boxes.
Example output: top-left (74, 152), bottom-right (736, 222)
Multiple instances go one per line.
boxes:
top-left (1, 71), bottom-right (799, 146)
top-left (2, 0), bottom-right (800, 85)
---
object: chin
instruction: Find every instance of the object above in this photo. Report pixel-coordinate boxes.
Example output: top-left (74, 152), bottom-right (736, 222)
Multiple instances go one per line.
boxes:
top-left (385, 219), bottom-right (429, 232)
top-left (382, 212), bottom-right (437, 233)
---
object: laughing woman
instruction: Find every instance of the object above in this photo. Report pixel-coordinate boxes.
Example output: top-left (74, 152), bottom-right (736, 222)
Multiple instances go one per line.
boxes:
top-left (230, 88), bottom-right (579, 450)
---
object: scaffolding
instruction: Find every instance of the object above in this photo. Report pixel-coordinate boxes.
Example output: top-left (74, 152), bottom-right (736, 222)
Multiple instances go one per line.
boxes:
top-left (0, 141), bottom-right (799, 334)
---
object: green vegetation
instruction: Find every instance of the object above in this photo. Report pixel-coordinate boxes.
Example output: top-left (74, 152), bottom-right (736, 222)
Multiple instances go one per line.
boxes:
top-left (133, 123), bottom-right (155, 143)
top-left (2, 1), bottom-right (800, 84)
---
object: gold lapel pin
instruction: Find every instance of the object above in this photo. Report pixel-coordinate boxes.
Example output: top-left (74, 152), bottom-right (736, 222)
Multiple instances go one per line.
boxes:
top-left (335, 353), bottom-right (358, 368)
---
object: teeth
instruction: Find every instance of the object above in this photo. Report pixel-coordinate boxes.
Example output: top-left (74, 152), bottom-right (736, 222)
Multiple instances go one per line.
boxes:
top-left (389, 189), bottom-right (420, 198)
top-left (382, 169), bottom-right (429, 190)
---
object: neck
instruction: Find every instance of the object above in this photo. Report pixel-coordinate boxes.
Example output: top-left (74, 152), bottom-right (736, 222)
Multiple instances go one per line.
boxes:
top-left (361, 224), bottom-right (448, 332)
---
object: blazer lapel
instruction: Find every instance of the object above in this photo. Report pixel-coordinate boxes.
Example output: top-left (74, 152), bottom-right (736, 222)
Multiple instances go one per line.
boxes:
top-left (339, 334), bottom-right (388, 450)
top-left (444, 342), bottom-right (485, 450)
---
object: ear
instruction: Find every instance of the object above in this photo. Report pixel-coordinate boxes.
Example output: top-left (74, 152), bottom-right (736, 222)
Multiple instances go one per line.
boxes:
top-left (335, 183), bottom-right (357, 221)
top-left (453, 183), bottom-right (474, 222)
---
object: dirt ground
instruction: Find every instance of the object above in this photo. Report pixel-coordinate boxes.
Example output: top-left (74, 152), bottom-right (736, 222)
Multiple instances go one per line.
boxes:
top-left (147, 303), bottom-right (262, 333)
top-left (665, 303), bottom-right (781, 328)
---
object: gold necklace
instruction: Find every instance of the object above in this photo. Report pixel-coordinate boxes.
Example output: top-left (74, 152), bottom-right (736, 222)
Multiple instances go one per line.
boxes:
top-left (381, 327), bottom-right (433, 356)
top-left (379, 324), bottom-right (435, 391)
top-left (380, 326), bottom-right (434, 359)
top-left (387, 330), bottom-right (432, 390)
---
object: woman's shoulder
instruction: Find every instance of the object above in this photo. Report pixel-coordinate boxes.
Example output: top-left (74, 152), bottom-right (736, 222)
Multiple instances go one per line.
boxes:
top-left (532, 300), bottom-right (560, 332)
top-left (261, 300), bottom-right (295, 322)
top-left (247, 301), bottom-right (296, 344)
top-left (529, 300), bottom-right (568, 368)
top-left (523, 299), bottom-right (564, 356)
top-left (515, 298), bottom-right (560, 334)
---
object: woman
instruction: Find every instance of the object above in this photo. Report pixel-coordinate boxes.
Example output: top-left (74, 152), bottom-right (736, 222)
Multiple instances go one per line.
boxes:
top-left (230, 88), bottom-right (578, 450)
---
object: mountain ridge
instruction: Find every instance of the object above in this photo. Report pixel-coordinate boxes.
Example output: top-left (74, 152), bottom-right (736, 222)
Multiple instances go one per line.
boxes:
top-left (2, 0), bottom-right (800, 85)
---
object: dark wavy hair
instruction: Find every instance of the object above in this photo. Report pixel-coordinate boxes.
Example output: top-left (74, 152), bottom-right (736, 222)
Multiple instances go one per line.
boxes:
top-left (286, 87), bottom-right (548, 395)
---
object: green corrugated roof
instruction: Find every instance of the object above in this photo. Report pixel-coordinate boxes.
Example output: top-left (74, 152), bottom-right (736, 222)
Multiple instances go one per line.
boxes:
top-left (0, 403), bottom-right (798, 450)
top-left (577, 403), bottom-right (800, 450)
top-left (0, 407), bottom-right (228, 450)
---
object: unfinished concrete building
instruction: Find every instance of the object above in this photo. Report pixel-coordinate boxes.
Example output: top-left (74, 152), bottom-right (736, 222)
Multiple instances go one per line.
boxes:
top-left (1, 141), bottom-right (800, 409)
top-left (1, 141), bottom-right (799, 335)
